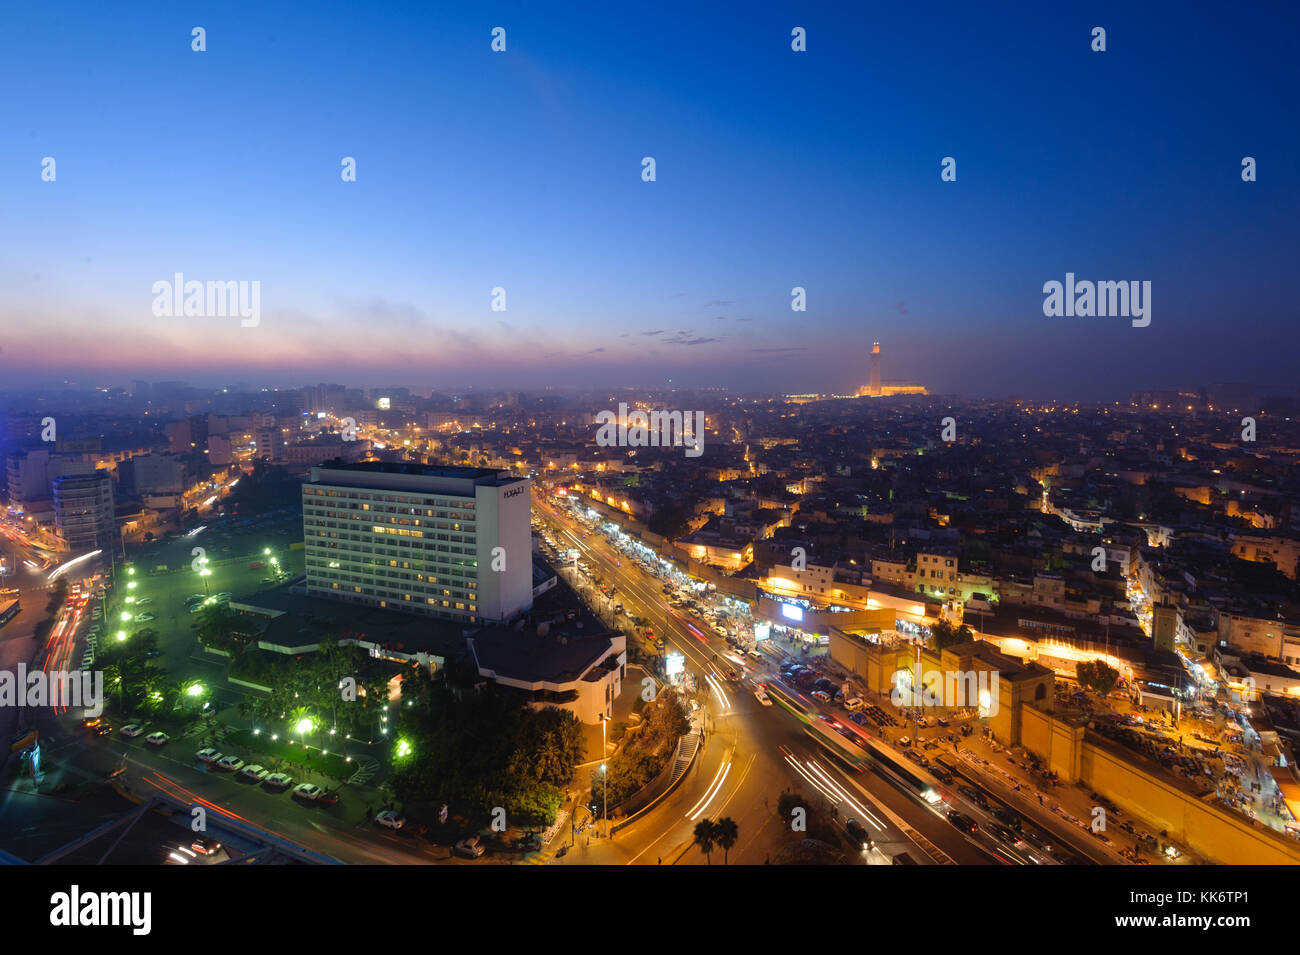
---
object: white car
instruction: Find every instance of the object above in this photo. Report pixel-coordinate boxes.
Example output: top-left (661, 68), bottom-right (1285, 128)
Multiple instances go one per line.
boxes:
top-left (845, 697), bottom-right (865, 711)
top-left (454, 836), bottom-right (486, 859)
top-left (264, 772), bottom-right (293, 790)
top-left (119, 723), bottom-right (145, 738)
top-left (754, 689), bottom-right (773, 706)
top-left (293, 783), bottom-right (323, 800)
top-left (196, 748), bottom-right (222, 764)
top-left (135, 597), bottom-right (153, 606)
top-left (238, 764), bottom-right (269, 782)
top-left (145, 731), bottom-right (170, 747)
top-left (215, 755), bottom-right (245, 772)
top-left (374, 810), bottom-right (406, 830)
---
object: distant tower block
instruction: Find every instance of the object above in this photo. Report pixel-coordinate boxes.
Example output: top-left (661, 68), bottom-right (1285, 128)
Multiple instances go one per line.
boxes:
top-left (869, 342), bottom-right (882, 396)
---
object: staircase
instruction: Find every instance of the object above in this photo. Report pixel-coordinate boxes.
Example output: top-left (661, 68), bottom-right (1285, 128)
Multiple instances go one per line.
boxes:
top-left (670, 731), bottom-right (702, 786)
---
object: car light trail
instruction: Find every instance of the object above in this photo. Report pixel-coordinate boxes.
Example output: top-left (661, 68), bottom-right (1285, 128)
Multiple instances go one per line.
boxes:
top-left (686, 760), bottom-right (732, 821)
top-left (145, 773), bottom-right (254, 825)
top-left (781, 750), bottom-right (841, 804)
top-left (804, 759), bottom-right (885, 830)
top-left (47, 549), bottom-right (101, 581)
top-left (704, 673), bottom-right (729, 709)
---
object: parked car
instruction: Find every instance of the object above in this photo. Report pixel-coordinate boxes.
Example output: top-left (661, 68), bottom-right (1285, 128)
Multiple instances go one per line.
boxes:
top-left (844, 697), bottom-right (865, 711)
top-left (144, 731), bottom-right (170, 747)
top-left (196, 748), bottom-right (222, 765)
top-left (317, 790), bottom-right (341, 807)
top-left (811, 690), bottom-right (832, 703)
top-left (292, 783), bottom-right (323, 801)
top-left (215, 755), bottom-right (245, 772)
top-left (844, 819), bottom-right (871, 850)
top-left (119, 723), bottom-right (144, 738)
top-left (455, 836), bottom-right (486, 859)
top-left (264, 772), bottom-right (293, 790)
top-left (238, 764), bottom-right (269, 782)
top-left (375, 810), bottom-right (406, 829)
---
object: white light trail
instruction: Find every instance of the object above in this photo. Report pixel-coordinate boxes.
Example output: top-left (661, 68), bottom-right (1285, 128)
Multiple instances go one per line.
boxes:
top-left (48, 550), bottom-right (102, 582)
top-left (704, 673), bottom-right (730, 710)
top-left (687, 760), bottom-right (732, 821)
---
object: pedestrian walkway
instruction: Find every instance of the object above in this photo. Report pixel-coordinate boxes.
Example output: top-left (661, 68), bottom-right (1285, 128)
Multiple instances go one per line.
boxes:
top-left (347, 756), bottom-right (380, 785)
top-left (670, 731), bottom-right (701, 785)
top-left (519, 844), bottom-right (563, 865)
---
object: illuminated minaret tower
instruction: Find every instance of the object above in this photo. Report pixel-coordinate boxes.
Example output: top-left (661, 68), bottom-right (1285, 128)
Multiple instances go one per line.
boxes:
top-left (869, 342), bottom-right (882, 396)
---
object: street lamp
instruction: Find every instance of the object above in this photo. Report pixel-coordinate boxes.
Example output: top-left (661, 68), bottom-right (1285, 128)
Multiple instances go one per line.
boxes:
top-left (598, 712), bottom-right (613, 838)
top-left (600, 763), bottom-right (608, 839)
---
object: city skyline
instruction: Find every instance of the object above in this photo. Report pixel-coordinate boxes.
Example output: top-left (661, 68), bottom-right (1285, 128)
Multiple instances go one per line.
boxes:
top-left (2, 0), bottom-right (1300, 899)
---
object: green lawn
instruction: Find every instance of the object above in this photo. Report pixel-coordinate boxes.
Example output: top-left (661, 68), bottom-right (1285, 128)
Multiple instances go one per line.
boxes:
top-left (224, 728), bottom-right (356, 781)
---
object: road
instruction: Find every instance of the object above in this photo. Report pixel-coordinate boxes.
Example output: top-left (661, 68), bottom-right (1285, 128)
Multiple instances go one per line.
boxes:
top-left (533, 491), bottom-right (999, 865)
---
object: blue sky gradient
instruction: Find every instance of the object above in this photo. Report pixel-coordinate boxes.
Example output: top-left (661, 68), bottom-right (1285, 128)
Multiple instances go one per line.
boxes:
top-left (2, 0), bottom-right (1296, 398)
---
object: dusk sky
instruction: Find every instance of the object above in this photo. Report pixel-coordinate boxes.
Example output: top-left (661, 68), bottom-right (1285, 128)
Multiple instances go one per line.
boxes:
top-left (2, 1), bottom-right (1297, 399)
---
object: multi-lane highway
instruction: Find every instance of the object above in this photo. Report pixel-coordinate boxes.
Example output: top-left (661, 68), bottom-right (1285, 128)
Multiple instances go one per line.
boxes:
top-left (532, 490), bottom-right (1003, 865)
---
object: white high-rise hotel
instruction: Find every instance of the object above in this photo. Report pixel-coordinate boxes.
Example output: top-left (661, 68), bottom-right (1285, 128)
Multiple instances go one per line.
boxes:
top-left (302, 463), bottom-right (533, 623)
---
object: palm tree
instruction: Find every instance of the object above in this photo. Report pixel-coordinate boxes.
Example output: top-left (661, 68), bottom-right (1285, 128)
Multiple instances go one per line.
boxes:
top-left (693, 819), bottom-right (718, 865)
top-left (714, 817), bottom-right (739, 865)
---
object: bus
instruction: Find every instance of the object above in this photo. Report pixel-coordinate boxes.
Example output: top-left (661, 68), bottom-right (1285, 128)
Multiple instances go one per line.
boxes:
top-left (766, 681), bottom-right (814, 723)
top-left (806, 716), bottom-right (871, 770)
top-left (806, 716), bottom-right (945, 806)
